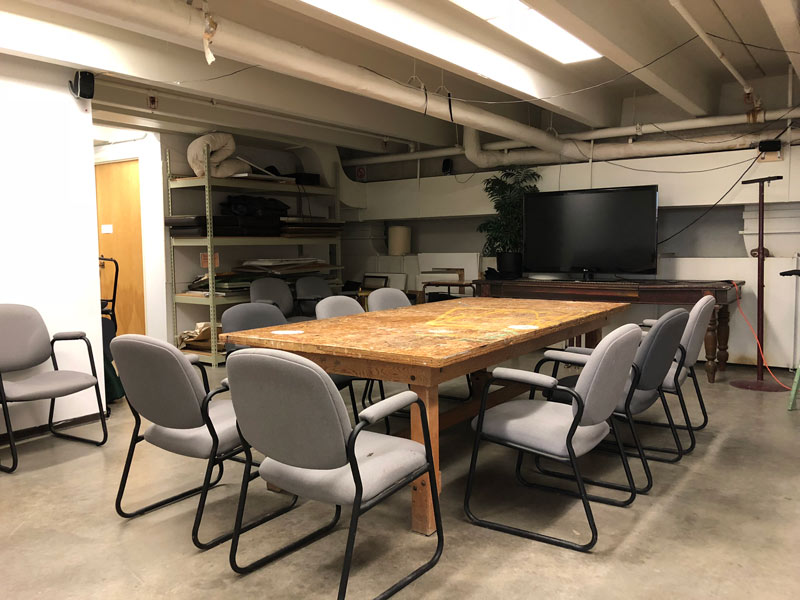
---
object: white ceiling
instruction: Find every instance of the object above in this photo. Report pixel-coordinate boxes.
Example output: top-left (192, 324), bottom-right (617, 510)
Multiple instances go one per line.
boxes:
top-left (5, 0), bottom-right (798, 153)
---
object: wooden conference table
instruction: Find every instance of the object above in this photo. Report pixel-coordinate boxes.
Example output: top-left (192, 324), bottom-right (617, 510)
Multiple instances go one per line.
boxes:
top-left (221, 297), bottom-right (628, 535)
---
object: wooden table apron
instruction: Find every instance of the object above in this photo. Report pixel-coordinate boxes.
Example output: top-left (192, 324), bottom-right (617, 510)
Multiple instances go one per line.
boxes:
top-left (220, 297), bottom-right (629, 535)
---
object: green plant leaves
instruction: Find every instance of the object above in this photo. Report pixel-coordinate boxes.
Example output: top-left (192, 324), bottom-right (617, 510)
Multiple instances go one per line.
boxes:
top-left (477, 166), bottom-right (540, 256)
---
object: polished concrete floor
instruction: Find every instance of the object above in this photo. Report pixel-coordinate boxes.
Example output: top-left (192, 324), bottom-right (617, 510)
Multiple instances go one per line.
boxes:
top-left (1, 361), bottom-right (799, 599)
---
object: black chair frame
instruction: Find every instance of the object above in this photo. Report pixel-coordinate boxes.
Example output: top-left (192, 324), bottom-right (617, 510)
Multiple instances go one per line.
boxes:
top-left (229, 397), bottom-right (443, 600)
top-left (0, 334), bottom-right (107, 474)
top-left (115, 384), bottom-right (274, 550)
top-left (464, 376), bottom-right (636, 552)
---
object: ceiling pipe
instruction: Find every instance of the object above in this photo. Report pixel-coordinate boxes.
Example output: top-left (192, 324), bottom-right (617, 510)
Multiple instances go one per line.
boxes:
top-left (31, 0), bottom-right (588, 161)
top-left (344, 106), bottom-right (800, 166)
top-left (669, 0), bottom-right (761, 108)
top-left (464, 126), bottom-right (799, 168)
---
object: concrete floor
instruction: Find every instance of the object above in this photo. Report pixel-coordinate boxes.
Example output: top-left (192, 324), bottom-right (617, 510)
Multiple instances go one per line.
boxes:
top-left (1, 362), bottom-right (799, 599)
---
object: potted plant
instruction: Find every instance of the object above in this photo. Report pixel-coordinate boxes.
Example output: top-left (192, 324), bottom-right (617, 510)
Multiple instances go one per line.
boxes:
top-left (477, 165), bottom-right (540, 279)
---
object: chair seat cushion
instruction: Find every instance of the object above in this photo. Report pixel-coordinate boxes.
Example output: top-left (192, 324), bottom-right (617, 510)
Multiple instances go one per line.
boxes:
top-left (144, 399), bottom-right (241, 459)
top-left (661, 363), bottom-right (688, 392)
top-left (258, 431), bottom-right (427, 506)
top-left (2, 370), bottom-right (97, 402)
top-left (473, 399), bottom-right (609, 460)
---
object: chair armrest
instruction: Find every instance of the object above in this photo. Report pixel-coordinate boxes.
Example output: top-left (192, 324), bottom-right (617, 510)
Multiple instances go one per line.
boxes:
top-left (220, 378), bottom-right (229, 389)
top-left (52, 331), bottom-right (87, 341)
top-left (254, 299), bottom-right (277, 306)
top-left (564, 346), bottom-right (593, 356)
top-left (542, 349), bottom-right (589, 367)
top-left (641, 318), bottom-right (657, 328)
top-left (358, 391), bottom-right (418, 424)
top-left (491, 367), bottom-right (558, 389)
top-left (184, 353), bottom-right (200, 365)
top-left (297, 296), bottom-right (322, 302)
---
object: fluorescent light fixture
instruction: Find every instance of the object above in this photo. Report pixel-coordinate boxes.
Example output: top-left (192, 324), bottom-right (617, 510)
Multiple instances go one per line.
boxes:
top-left (296, 0), bottom-right (544, 99)
top-left (450, 0), bottom-right (601, 64)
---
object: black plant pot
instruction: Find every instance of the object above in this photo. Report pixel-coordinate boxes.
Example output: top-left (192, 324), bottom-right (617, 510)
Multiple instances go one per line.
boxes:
top-left (497, 252), bottom-right (523, 279)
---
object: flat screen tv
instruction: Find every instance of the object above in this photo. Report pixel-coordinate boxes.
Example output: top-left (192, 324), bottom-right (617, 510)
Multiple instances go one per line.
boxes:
top-left (523, 185), bottom-right (658, 276)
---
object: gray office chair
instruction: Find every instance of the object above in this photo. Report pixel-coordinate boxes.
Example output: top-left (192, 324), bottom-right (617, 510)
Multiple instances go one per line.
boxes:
top-left (464, 323), bottom-right (641, 552)
top-left (112, 334), bottom-right (267, 550)
top-left (315, 296), bottom-right (386, 425)
top-left (295, 276), bottom-right (333, 317)
top-left (366, 287), bottom-right (410, 312)
top-left (221, 302), bottom-right (287, 353)
top-left (367, 287), bottom-right (473, 402)
top-left (628, 295), bottom-right (716, 457)
top-left (0, 304), bottom-right (107, 473)
top-left (225, 349), bottom-right (443, 598)
top-left (534, 309), bottom-right (689, 492)
top-left (250, 277), bottom-right (312, 323)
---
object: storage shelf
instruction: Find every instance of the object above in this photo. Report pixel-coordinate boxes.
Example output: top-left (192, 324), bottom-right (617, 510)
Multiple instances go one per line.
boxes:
top-left (171, 236), bottom-right (340, 247)
top-left (175, 293), bottom-right (249, 305)
top-left (169, 176), bottom-right (335, 195)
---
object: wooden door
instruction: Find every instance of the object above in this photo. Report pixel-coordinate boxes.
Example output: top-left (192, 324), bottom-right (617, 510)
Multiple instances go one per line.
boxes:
top-left (95, 160), bottom-right (146, 335)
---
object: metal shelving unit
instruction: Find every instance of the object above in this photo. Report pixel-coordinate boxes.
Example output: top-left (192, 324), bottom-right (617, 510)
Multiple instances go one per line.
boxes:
top-left (166, 147), bottom-right (342, 366)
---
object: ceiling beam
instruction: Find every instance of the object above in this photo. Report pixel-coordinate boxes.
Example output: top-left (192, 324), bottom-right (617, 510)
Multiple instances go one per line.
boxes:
top-left (0, 0), bottom-right (455, 149)
top-left (530, 0), bottom-right (717, 116)
top-left (760, 0), bottom-right (800, 81)
top-left (264, 0), bottom-right (622, 127)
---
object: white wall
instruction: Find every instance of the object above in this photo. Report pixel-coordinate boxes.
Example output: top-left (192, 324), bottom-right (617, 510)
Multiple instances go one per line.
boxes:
top-left (94, 132), bottom-right (169, 341)
top-left (0, 56), bottom-right (105, 433)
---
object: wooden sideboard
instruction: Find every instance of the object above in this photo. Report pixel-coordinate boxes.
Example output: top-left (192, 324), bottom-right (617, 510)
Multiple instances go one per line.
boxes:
top-left (474, 278), bottom-right (745, 383)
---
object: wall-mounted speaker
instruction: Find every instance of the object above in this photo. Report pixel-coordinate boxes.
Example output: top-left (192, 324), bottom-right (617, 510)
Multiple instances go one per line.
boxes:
top-left (69, 71), bottom-right (94, 99)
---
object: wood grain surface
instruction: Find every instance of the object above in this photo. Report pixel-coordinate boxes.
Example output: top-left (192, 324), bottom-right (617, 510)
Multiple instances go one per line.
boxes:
top-left (220, 297), bottom-right (628, 368)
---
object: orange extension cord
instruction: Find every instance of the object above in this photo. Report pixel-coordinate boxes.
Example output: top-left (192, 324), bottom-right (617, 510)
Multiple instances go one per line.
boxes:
top-left (731, 281), bottom-right (790, 390)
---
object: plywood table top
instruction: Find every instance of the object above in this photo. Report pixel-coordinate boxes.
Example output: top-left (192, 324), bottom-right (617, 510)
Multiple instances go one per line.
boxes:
top-left (220, 297), bottom-right (628, 369)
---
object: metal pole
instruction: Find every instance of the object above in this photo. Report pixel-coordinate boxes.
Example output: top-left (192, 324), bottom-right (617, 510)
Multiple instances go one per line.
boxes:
top-left (742, 175), bottom-right (783, 381)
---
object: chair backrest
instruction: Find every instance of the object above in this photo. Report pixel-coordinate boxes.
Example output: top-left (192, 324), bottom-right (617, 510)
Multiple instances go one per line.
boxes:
top-left (574, 323), bottom-right (642, 426)
top-left (110, 335), bottom-right (207, 429)
top-left (221, 303), bottom-right (287, 352)
top-left (249, 277), bottom-right (295, 317)
top-left (227, 349), bottom-right (352, 469)
top-left (315, 295), bottom-right (364, 320)
top-left (368, 287), bottom-right (411, 311)
top-left (634, 308), bottom-right (689, 390)
top-left (681, 295), bottom-right (716, 367)
top-left (0, 304), bottom-right (51, 372)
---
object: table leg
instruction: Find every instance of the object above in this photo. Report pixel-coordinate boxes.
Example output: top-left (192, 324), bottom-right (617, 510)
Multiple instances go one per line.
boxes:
top-left (585, 328), bottom-right (602, 348)
top-left (705, 306), bottom-right (719, 383)
top-left (410, 383), bottom-right (440, 535)
top-left (717, 304), bottom-right (730, 372)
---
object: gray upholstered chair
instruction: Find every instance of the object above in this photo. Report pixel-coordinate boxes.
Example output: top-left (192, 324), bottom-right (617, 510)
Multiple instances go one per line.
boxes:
top-left (639, 295), bottom-right (716, 439)
top-left (464, 323), bottom-right (641, 552)
top-left (250, 277), bottom-right (312, 323)
top-left (366, 287), bottom-right (411, 312)
top-left (316, 296), bottom-right (387, 426)
top-left (534, 309), bottom-right (689, 492)
top-left (0, 304), bottom-right (107, 473)
top-left (221, 302), bottom-right (287, 353)
top-left (295, 275), bottom-right (333, 317)
top-left (225, 348), bottom-right (443, 598)
top-left (111, 334), bottom-right (257, 550)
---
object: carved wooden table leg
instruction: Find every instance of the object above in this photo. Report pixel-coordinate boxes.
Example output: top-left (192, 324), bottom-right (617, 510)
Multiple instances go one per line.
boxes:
top-left (410, 383), bottom-right (440, 535)
top-left (705, 306), bottom-right (719, 383)
top-left (716, 304), bottom-right (730, 371)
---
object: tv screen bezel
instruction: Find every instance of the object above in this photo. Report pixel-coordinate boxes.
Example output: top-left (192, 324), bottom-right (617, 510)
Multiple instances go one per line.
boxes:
top-left (522, 184), bottom-right (659, 276)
